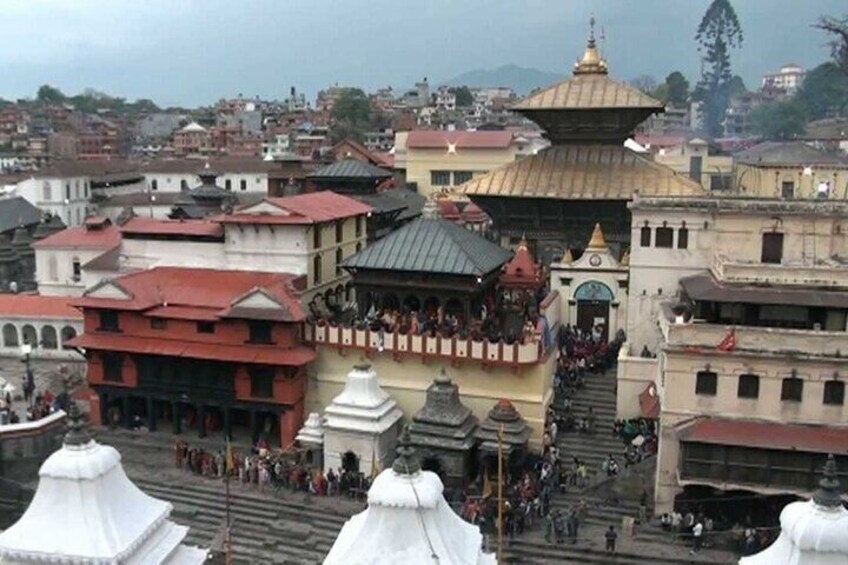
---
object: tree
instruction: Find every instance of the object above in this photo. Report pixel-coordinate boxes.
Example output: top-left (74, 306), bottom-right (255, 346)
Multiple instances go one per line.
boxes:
top-left (796, 62), bottom-right (848, 119)
top-left (630, 75), bottom-right (658, 95)
top-left (727, 75), bottom-right (747, 97)
top-left (815, 15), bottom-right (848, 75)
top-left (330, 88), bottom-right (371, 143)
top-left (750, 99), bottom-right (806, 140)
top-left (36, 84), bottom-right (65, 105)
top-left (451, 86), bottom-right (474, 107)
top-left (666, 71), bottom-right (690, 107)
top-left (695, 0), bottom-right (744, 138)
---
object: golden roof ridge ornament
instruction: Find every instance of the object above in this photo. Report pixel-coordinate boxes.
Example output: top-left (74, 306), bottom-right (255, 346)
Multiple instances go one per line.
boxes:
top-left (561, 248), bottom-right (574, 264)
top-left (586, 222), bottom-right (609, 250)
top-left (574, 17), bottom-right (608, 75)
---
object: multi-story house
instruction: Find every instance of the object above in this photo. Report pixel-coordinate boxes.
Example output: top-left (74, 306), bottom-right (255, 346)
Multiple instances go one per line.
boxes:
top-left (173, 122), bottom-right (212, 156)
top-left (617, 194), bottom-right (848, 515)
top-left (734, 141), bottom-right (848, 199)
top-left (13, 161), bottom-right (93, 227)
top-left (762, 64), bottom-right (806, 94)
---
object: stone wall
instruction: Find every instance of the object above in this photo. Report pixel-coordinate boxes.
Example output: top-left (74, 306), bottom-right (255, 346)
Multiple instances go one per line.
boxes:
top-left (0, 410), bottom-right (66, 485)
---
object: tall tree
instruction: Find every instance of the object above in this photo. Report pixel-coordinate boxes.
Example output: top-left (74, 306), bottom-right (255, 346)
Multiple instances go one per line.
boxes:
top-left (797, 62), bottom-right (848, 119)
top-left (330, 88), bottom-right (371, 143)
top-left (664, 71), bottom-right (690, 107)
top-left (450, 86), bottom-right (474, 107)
top-left (815, 15), bottom-right (848, 75)
top-left (750, 99), bottom-right (806, 140)
top-left (36, 84), bottom-right (65, 105)
top-left (695, 0), bottom-right (744, 138)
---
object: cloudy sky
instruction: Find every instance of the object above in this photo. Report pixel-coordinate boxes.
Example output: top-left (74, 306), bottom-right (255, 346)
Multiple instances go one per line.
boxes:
top-left (0, 0), bottom-right (843, 107)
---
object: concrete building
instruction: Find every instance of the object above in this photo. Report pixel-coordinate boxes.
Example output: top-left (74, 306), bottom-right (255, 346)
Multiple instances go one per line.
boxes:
top-left (614, 195), bottom-right (848, 515)
top-left (400, 130), bottom-right (525, 198)
top-left (734, 141), bottom-right (848, 200)
top-left (647, 137), bottom-right (734, 192)
top-left (762, 64), bottom-right (806, 94)
top-left (172, 122), bottom-right (212, 156)
top-left (12, 163), bottom-right (92, 227)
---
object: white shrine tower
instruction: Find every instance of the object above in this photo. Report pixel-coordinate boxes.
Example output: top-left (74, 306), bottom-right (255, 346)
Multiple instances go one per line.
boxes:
top-left (0, 402), bottom-right (207, 565)
top-left (322, 361), bottom-right (403, 475)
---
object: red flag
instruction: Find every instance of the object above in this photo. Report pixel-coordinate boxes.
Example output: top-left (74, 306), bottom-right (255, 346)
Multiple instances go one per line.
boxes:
top-left (717, 329), bottom-right (736, 352)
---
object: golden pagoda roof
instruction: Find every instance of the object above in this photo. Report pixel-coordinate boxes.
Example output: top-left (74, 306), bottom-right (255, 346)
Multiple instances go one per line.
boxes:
top-left (461, 144), bottom-right (704, 200)
top-left (586, 223), bottom-right (608, 250)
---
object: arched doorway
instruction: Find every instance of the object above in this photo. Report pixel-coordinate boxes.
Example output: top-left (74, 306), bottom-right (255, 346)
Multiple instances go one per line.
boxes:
top-left (574, 281), bottom-right (614, 341)
top-left (342, 451), bottom-right (360, 473)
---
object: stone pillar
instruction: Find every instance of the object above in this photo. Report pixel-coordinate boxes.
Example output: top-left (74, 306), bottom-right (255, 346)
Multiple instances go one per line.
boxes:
top-left (197, 404), bottom-right (206, 439)
top-left (172, 401), bottom-right (181, 434)
top-left (147, 397), bottom-right (157, 432)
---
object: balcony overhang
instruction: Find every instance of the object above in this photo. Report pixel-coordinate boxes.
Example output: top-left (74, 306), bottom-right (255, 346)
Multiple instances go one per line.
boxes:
top-left (681, 273), bottom-right (848, 309)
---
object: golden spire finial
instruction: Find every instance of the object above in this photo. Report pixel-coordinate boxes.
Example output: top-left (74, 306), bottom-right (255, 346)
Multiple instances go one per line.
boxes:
top-left (574, 17), bottom-right (608, 75)
top-left (561, 248), bottom-right (574, 265)
top-left (620, 249), bottom-right (630, 267)
top-left (587, 222), bottom-right (608, 250)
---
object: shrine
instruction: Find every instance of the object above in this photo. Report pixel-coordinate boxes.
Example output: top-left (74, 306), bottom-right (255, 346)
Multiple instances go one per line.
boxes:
top-left (461, 20), bottom-right (701, 263)
top-left (408, 369), bottom-right (479, 488)
top-left (322, 362), bottom-right (403, 475)
top-left (549, 222), bottom-right (629, 340)
top-left (324, 427), bottom-right (497, 564)
top-left (295, 411), bottom-right (325, 469)
top-left (475, 399), bottom-right (532, 474)
top-left (740, 455), bottom-right (848, 565)
top-left (0, 402), bottom-right (207, 564)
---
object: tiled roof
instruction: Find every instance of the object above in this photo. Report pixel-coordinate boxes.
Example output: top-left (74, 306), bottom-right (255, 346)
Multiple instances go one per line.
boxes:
top-left (342, 218), bottom-right (512, 276)
top-left (31, 223), bottom-right (122, 250)
top-left (68, 333), bottom-right (316, 366)
top-left (75, 267), bottom-right (306, 322)
top-left (406, 131), bottom-right (515, 150)
top-left (307, 159), bottom-right (392, 180)
top-left (0, 294), bottom-right (80, 319)
top-left (460, 145), bottom-right (703, 200)
top-left (681, 418), bottom-right (848, 454)
top-left (735, 141), bottom-right (848, 167)
top-left (119, 218), bottom-right (224, 238)
top-left (513, 73), bottom-right (663, 111)
top-left (217, 191), bottom-right (372, 225)
top-left (0, 197), bottom-right (42, 233)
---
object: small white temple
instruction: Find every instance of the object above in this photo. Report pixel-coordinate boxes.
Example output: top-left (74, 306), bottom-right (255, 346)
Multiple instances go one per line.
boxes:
top-left (740, 455), bottom-right (848, 565)
top-left (324, 427), bottom-right (497, 565)
top-left (0, 402), bottom-right (207, 565)
top-left (296, 411), bottom-right (326, 468)
top-left (322, 361), bottom-right (403, 475)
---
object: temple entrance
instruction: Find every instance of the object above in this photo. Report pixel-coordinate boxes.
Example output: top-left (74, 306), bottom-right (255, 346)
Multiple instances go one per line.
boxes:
top-left (574, 281), bottom-right (613, 341)
top-left (342, 451), bottom-right (360, 473)
top-left (674, 485), bottom-right (799, 532)
top-left (421, 456), bottom-right (443, 476)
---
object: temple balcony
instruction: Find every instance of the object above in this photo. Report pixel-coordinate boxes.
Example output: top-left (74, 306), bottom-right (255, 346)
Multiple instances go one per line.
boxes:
top-left (658, 306), bottom-right (848, 360)
top-left (711, 253), bottom-right (848, 290)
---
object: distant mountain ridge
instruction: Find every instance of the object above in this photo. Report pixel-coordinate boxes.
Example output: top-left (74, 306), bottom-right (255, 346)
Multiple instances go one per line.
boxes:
top-left (441, 64), bottom-right (563, 95)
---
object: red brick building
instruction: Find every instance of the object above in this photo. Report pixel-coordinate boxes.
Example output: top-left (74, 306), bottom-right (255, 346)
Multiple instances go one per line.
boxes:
top-left (68, 267), bottom-right (315, 447)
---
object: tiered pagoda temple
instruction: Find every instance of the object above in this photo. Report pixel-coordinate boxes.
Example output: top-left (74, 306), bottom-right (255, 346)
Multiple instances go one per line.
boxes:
top-left (408, 369), bottom-right (479, 487)
top-left (461, 21), bottom-right (702, 263)
top-left (170, 163), bottom-right (236, 219)
top-left (475, 399), bottom-right (532, 473)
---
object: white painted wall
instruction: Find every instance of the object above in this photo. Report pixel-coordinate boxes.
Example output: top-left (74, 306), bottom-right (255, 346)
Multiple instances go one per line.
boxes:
top-left (144, 172), bottom-right (267, 194)
top-left (35, 247), bottom-right (108, 297)
top-left (15, 176), bottom-right (91, 226)
top-left (223, 224), bottom-right (308, 274)
top-left (121, 238), bottom-right (226, 271)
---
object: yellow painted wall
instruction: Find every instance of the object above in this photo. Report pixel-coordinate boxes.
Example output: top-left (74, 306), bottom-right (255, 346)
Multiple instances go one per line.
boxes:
top-left (405, 146), bottom-right (518, 198)
top-left (305, 345), bottom-right (556, 448)
top-left (736, 164), bottom-right (848, 199)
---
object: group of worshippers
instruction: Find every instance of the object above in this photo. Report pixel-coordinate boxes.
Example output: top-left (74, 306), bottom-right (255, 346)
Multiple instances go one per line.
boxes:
top-left (553, 324), bottom-right (624, 402)
top-left (173, 438), bottom-right (373, 499)
top-left (0, 380), bottom-right (66, 426)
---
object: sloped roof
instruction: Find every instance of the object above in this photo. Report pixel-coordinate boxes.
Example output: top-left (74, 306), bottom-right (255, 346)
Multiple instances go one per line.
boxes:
top-left (0, 197), bottom-right (42, 233)
top-left (342, 218), bottom-right (512, 276)
top-left (307, 159), bottom-right (392, 180)
top-left (31, 223), bottom-right (122, 250)
top-left (0, 295), bottom-right (80, 319)
top-left (217, 191), bottom-right (372, 225)
top-left (514, 73), bottom-right (663, 112)
top-left (120, 217), bottom-right (224, 238)
top-left (406, 130), bottom-right (514, 150)
top-left (460, 144), bottom-right (703, 200)
top-left (736, 141), bottom-right (848, 167)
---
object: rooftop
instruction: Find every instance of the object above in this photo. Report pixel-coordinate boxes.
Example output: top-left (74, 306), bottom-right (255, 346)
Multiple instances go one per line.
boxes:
top-left (214, 191), bottom-right (372, 225)
top-left (120, 217), bottom-right (224, 239)
top-left (406, 130), bottom-right (516, 150)
top-left (735, 141), bottom-right (848, 167)
top-left (31, 222), bottom-right (121, 250)
top-left (0, 197), bottom-right (43, 233)
top-left (0, 294), bottom-right (80, 319)
top-left (307, 159), bottom-right (392, 180)
top-left (73, 266), bottom-right (306, 322)
top-left (342, 217), bottom-right (513, 276)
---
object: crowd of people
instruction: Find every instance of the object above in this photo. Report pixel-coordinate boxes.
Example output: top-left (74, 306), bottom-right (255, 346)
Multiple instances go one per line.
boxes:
top-left (0, 373), bottom-right (67, 426)
top-left (173, 439), bottom-right (375, 500)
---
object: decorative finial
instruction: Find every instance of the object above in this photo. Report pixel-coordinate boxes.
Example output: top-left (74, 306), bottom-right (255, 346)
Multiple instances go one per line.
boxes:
top-left (589, 15), bottom-right (596, 42)
top-left (562, 248), bottom-right (574, 265)
top-left (353, 357), bottom-right (371, 371)
top-left (813, 454), bottom-right (843, 508)
top-left (620, 249), bottom-right (631, 267)
top-left (587, 222), bottom-right (609, 250)
top-left (392, 425), bottom-right (420, 475)
top-left (574, 17), bottom-right (609, 75)
top-left (62, 367), bottom-right (91, 447)
top-left (435, 368), bottom-right (451, 385)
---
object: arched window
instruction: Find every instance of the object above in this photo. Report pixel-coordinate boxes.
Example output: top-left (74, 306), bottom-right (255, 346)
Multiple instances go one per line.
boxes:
top-left (151, 179), bottom-right (158, 191)
top-left (21, 324), bottom-right (37, 347)
top-left (41, 326), bottom-right (58, 349)
top-left (335, 248), bottom-right (343, 277)
top-left (781, 375), bottom-right (803, 402)
top-left (180, 179), bottom-right (189, 191)
top-left (42, 181), bottom-right (52, 202)
top-left (61, 326), bottom-right (77, 349)
top-left (72, 257), bottom-right (81, 282)
top-left (2, 324), bottom-right (18, 347)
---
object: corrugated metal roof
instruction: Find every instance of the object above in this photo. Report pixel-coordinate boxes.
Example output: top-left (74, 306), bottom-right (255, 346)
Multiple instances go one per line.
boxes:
top-left (0, 197), bottom-right (41, 233)
top-left (343, 218), bottom-right (512, 276)
top-left (460, 145), bottom-right (703, 200)
top-left (513, 73), bottom-right (663, 111)
top-left (307, 159), bottom-right (392, 180)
